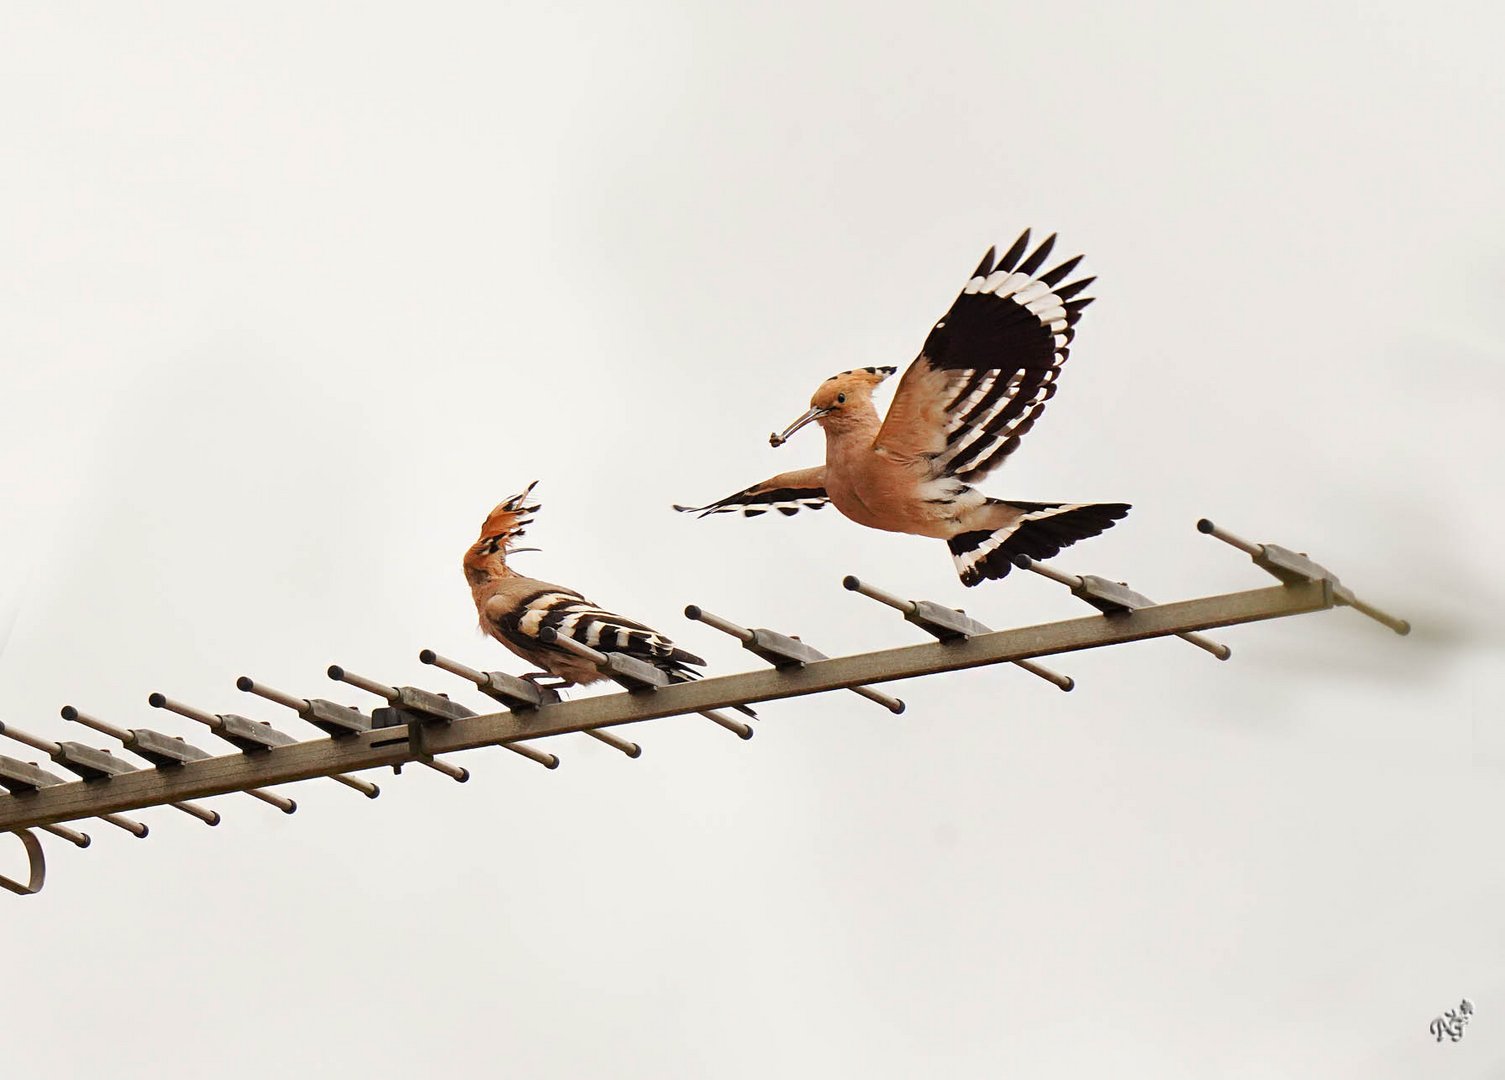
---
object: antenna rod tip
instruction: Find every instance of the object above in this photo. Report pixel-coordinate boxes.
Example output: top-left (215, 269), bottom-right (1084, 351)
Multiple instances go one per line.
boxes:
top-left (236, 676), bottom-right (255, 692)
top-left (1012, 554), bottom-right (1033, 570)
top-left (60, 705), bottom-right (78, 721)
top-left (147, 692), bottom-right (166, 709)
top-left (842, 575), bottom-right (860, 591)
top-left (1196, 518), bottom-right (1216, 534)
top-left (684, 605), bottom-right (703, 621)
top-left (418, 649), bottom-right (437, 664)
top-left (538, 626), bottom-right (558, 644)
top-left (327, 665), bottom-right (345, 681)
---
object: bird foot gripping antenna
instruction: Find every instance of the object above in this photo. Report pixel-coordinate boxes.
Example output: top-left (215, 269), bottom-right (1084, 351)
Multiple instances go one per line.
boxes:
top-left (0, 518), bottom-right (1409, 897)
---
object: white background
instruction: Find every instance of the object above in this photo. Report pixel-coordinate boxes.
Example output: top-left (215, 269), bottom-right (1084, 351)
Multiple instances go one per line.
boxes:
top-left (2, 3), bottom-right (1502, 1076)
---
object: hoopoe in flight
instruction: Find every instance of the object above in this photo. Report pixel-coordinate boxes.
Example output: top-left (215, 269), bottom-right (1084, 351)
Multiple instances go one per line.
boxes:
top-left (465, 483), bottom-right (741, 700)
top-left (676, 229), bottom-right (1129, 586)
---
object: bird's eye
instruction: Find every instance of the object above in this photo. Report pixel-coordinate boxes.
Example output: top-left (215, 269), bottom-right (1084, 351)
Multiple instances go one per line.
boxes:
top-left (836, 393), bottom-right (846, 404)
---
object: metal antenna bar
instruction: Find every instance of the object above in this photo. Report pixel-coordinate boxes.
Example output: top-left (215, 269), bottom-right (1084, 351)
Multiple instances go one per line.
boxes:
top-left (325, 773), bottom-right (380, 798)
top-left (682, 607), bottom-right (755, 643)
top-left (148, 694), bottom-right (234, 733)
top-left (0, 721), bottom-right (154, 835)
top-left (1198, 519), bottom-right (1410, 636)
top-left (538, 627), bottom-right (753, 740)
top-left (326, 665), bottom-right (397, 702)
top-left (419, 650), bottom-right (489, 686)
top-left (1013, 557), bottom-right (1231, 661)
top-left (1335, 589), bottom-right (1411, 636)
top-left (0, 581), bottom-right (1346, 831)
top-left (146, 694), bottom-right (297, 814)
top-left (685, 605), bottom-right (905, 714)
top-left (842, 576), bottom-right (1075, 691)
top-left (1018, 560), bottom-right (1082, 590)
top-left (1011, 659), bottom-right (1075, 691)
top-left (1195, 518), bottom-right (1263, 557)
top-left (414, 757), bottom-right (469, 782)
top-left (419, 649), bottom-right (639, 758)
top-left (100, 814), bottom-right (149, 838)
top-left (496, 741), bottom-right (561, 768)
top-left (234, 679), bottom-right (380, 799)
top-left (842, 577), bottom-right (917, 615)
top-left (61, 708), bottom-right (221, 826)
top-left (39, 823), bottom-right (90, 848)
top-left (62, 709), bottom-right (131, 743)
top-left (0, 721), bottom-right (59, 755)
top-left (581, 729), bottom-right (642, 758)
top-left (235, 676), bottom-right (312, 713)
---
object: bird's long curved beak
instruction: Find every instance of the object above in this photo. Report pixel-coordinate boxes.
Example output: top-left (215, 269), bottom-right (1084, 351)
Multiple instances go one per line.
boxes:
top-left (507, 546), bottom-right (541, 555)
top-left (769, 406), bottom-right (828, 448)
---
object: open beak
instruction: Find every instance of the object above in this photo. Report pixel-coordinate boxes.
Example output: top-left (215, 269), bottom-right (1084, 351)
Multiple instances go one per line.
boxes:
top-left (769, 406), bottom-right (828, 448)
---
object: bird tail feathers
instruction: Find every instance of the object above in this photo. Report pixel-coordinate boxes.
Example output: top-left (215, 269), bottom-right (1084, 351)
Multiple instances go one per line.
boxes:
top-left (948, 501), bottom-right (1130, 587)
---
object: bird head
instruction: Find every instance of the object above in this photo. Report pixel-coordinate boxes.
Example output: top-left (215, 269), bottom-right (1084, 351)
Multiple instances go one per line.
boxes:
top-left (464, 481), bottom-right (542, 583)
top-left (769, 366), bottom-right (896, 447)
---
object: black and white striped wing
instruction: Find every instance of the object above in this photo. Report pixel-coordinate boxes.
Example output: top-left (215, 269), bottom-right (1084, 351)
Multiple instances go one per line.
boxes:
top-left (494, 588), bottom-right (706, 674)
top-left (874, 230), bottom-right (1095, 483)
top-left (673, 466), bottom-right (828, 519)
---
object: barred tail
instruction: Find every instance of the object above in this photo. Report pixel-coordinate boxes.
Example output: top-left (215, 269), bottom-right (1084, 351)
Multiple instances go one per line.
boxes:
top-left (947, 501), bottom-right (1131, 587)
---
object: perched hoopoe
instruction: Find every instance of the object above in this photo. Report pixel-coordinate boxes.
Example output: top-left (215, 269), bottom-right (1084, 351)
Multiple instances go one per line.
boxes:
top-left (465, 482), bottom-right (736, 697)
top-left (676, 229), bottom-right (1130, 586)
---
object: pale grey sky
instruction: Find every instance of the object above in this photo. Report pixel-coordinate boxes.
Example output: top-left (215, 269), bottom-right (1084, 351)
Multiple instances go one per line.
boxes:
top-left (2, 3), bottom-right (1503, 1077)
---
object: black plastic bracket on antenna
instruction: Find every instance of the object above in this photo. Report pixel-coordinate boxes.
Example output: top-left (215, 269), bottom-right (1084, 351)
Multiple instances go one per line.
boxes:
top-left (326, 665), bottom-right (552, 774)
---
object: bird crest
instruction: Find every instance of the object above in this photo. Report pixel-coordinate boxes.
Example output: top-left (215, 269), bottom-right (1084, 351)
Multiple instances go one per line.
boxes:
top-left (471, 481), bottom-right (542, 558)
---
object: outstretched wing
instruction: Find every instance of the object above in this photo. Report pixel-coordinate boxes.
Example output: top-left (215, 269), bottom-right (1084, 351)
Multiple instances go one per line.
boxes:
top-left (673, 466), bottom-right (828, 519)
top-left (486, 587), bottom-right (705, 674)
top-left (874, 230), bottom-right (1095, 483)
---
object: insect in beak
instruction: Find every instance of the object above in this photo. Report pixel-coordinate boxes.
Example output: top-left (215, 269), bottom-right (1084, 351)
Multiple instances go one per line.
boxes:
top-left (769, 406), bottom-right (829, 448)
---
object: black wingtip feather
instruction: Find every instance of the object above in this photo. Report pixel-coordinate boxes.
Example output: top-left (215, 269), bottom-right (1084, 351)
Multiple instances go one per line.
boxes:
top-left (1053, 276), bottom-right (1095, 302)
top-left (997, 229), bottom-right (1031, 272)
top-left (1016, 233), bottom-right (1057, 277)
top-left (971, 246), bottom-right (997, 279)
top-left (1038, 254), bottom-right (1083, 287)
top-left (1063, 296), bottom-right (1095, 325)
